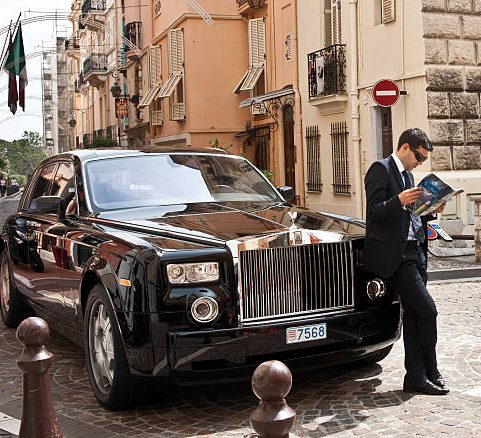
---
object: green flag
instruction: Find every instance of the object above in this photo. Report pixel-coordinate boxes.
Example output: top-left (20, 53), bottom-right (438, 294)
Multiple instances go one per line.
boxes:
top-left (4, 23), bottom-right (27, 111)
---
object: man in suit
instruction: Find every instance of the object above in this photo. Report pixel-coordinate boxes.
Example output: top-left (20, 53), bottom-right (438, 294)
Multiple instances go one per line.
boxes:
top-left (363, 128), bottom-right (449, 395)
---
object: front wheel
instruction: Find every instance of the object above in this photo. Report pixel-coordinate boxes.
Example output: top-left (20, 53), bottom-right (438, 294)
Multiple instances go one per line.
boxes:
top-left (84, 284), bottom-right (143, 410)
top-left (0, 250), bottom-right (28, 327)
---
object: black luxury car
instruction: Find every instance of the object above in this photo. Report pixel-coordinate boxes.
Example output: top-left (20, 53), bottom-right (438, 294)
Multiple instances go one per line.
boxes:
top-left (0, 148), bottom-right (401, 409)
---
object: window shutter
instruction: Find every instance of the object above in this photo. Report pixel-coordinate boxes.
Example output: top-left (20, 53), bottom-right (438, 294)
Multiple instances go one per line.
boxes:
top-left (381, 0), bottom-right (395, 24)
top-left (149, 45), bottom-right (161, 86)
top-left (324, 0), bottom-right (332, 46)
top-left (168, 29), bottom-right (184, 75)
top-left (332, 0), bottom-right (342, 45)
top-left (248, 18), bottom-right (265, 67)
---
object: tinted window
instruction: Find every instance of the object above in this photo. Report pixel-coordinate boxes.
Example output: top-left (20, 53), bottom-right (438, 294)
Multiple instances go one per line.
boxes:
top-left (51, 162), bottom-right (75, 200)
top-left (27, 163), bottom-right (57, 208)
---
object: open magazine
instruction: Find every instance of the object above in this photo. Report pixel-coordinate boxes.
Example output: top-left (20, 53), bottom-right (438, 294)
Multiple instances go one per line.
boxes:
top-left (408, 173), bottom-right (463, 216)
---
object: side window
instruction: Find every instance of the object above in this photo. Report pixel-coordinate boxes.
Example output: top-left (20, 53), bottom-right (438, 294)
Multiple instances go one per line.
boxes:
top-left (51, 162), bottom-right (75, 200)
top-left (26, 163), bottom-right (57, 209)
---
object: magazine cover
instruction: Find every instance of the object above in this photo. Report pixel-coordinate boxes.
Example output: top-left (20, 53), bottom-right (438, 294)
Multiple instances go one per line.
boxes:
top-left (408, 173), bottom-right (463, 216)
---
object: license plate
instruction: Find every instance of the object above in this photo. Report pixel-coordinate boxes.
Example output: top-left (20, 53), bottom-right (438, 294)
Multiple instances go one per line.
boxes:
top-left (286, 323), bottom-right (327, 344)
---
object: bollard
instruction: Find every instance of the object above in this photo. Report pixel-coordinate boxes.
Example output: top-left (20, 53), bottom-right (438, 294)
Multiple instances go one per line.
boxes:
top-left (473, 196), bottom-right (481, 263)
top-left (16, 317), bottom-right (63, 438)
top-left (249, 360), bottom-right (296, 438)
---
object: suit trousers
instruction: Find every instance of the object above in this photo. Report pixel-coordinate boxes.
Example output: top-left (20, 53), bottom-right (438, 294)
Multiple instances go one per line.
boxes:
top-left (387, 245), bottom-right (438, 386)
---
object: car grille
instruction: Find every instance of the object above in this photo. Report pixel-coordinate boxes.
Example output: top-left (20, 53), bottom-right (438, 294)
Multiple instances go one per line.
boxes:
top-left (239, 241), bottom-right (354, 322)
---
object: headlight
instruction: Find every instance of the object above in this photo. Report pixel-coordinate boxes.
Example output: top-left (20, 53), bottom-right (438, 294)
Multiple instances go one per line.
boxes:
top-left (166, 262), bottom-right (219, 284)
top-left (191, 297), bottom-right (219, 323)
top-left (366, 278), bottom-right (386, 300)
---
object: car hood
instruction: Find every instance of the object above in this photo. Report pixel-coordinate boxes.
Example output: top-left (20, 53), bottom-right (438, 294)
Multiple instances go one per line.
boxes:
top-left (94, 202), bottom-right (365, 251)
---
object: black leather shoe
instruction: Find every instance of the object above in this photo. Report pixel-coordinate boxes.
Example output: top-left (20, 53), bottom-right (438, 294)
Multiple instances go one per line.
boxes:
top-left (428, 373), bottom-right (446, 388)
top-left (403, 379), bottom-right (449, 395)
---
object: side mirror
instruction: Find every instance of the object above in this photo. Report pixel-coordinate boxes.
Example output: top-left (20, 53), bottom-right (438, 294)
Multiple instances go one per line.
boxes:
top-left (30, 196), bottom-right (63, 214)
top-left (276, 186), bottom-right (294, 202)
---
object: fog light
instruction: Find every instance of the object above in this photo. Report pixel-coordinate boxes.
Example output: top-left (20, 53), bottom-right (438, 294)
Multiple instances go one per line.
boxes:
top-left (191, 297), bottom-right (218, 323)
top-left (366, 278), bottom-right (386, 300)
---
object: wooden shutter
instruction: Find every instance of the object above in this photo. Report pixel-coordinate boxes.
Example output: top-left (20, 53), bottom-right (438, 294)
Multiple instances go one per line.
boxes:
top-left (332, 0), bottom-right (342, 45)
top-left (149, 45), bottom-right (161, 86)
top-left (381, 0), bottom-right (395, 24)
top-left (168, 29), bottom-right (184, 74)
top-left (248, 18), bottom-right (266, 67)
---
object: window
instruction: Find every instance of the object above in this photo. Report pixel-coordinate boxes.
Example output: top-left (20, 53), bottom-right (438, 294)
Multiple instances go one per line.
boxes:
top-left (157, 29), bottom-right (185, 120)
top-left (306, 125), bottom-right (322, 192)
top-left (331, 121), bottom-right (350, 194)
top-left (26, 163), bottom-right (57, 209)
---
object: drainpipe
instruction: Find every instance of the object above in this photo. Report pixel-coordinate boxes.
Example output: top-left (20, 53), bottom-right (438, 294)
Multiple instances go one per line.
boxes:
top-left (348, 0), bottom-right (363, 218)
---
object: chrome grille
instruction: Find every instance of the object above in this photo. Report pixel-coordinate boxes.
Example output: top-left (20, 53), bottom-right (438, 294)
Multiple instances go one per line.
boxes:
top-left (239, 241), bottom-right (354, 322)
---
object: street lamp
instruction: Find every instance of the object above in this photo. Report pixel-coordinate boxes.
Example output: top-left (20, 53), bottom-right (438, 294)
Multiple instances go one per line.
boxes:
top-left (110, 82), bottom-right (122, 98)
top-left (247, 0), bottom-right (266, 8)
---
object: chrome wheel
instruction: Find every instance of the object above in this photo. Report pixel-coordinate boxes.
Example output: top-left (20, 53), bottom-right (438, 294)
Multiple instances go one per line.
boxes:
top-left (0, 256), bottom-right (10, 316)
top-left (88, 299), bottom-right (115, 395)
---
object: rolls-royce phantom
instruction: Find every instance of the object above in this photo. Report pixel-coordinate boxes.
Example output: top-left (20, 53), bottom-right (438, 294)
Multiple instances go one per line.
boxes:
top-left (0, 149), bottom-right (401, 409)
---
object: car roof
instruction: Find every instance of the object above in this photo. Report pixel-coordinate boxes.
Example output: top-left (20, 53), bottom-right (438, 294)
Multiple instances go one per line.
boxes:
top-left (54, 147), bottom-right (231, 163)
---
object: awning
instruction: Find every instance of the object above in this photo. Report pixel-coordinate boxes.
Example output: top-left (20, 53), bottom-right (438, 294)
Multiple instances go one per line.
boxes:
top-left (239, 87), bottom-right (294, 108)
top-left (157, 73), bottom-right (183, 99)
top-left (233, 65), bottom-right (264, 94)
top-left (138, 83), bottom-right (162, 108)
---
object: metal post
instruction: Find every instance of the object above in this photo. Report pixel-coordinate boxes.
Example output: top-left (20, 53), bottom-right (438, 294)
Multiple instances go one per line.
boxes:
top-left (249, 360), bottom-right (296, 438)
top-left (16, 317), bottom-right (63, 438)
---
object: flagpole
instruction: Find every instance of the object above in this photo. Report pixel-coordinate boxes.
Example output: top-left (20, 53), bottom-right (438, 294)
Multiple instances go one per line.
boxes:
top-left (0, 13), bottom-right (20, 70)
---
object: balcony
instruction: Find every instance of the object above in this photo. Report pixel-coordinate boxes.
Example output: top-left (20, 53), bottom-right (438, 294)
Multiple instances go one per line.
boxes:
top-left (124, 21), bottom-right (142, 61)
top-left (83, 53), bottom-right (108, 87)
top-left (307, 44), bottom-right (347, 113)
top-left (80, 0), bottom-right (106, 30)
top-left (65, 36), bottom-right (80, 58)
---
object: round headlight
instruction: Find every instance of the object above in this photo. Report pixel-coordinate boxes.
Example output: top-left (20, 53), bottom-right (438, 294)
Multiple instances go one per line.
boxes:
top-left (366, 278), bottom-right (386, 300)
top-left (190, 297), bottom-right (219, 323)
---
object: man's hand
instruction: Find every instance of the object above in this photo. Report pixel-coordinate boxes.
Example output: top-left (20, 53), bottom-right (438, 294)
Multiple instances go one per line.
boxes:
top-left (398, 187), bottom-right (422, 206)
top-left (435, 202), bottom-right (447, 214)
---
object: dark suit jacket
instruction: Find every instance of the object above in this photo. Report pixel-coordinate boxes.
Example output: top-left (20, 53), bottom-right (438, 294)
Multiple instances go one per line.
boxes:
top-left (363, 156), bottom-right (431, 279)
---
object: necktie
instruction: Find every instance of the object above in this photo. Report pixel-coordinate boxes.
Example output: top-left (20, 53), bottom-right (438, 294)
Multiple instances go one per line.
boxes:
top-left (402, 170), bottom-right (425, 243)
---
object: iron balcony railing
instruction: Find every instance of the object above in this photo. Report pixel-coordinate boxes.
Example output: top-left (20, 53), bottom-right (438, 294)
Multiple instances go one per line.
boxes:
top-left (124, 21), bottom-right (142, 48)
top-left (83, 53), bottom-right (108, 76)
top-left (81, 0), bottom-right (106, 17)
top-left (239, 241), bottom-right (354, 323)
top-left (308, 44), bottom-right (347, 99)
top-left (236, 0), bottom-right (248, 5)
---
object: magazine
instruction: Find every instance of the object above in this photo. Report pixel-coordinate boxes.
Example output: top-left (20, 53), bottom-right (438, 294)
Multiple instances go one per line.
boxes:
top-left (408, 173), bottom-right (463, 216)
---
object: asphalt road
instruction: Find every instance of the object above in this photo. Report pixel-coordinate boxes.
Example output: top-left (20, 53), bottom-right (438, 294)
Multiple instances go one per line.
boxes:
top-left (0, 277), bottom-right (480, 437)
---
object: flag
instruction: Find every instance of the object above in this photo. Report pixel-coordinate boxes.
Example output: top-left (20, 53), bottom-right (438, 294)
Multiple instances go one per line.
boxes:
top-left (6, 32), bottom-right (18, 115)
top-left (4, 23), bottom-right (28, 112)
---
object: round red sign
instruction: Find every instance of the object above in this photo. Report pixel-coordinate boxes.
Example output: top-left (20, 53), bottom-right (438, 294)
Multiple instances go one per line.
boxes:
top-left (372, 79), bottom-right (400, 107)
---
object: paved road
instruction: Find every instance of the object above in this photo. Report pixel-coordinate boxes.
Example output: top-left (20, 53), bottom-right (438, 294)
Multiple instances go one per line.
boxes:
top-left (0, 277), bottom-right (480, 437)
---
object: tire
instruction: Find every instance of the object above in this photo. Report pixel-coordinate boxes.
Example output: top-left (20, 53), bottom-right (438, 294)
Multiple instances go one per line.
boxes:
top-left (356, 345), bottom-right (393, 367)
top-left (84, 284), bottom-right (143, 410)
top-left (0, 250), bottom-right (28, 327)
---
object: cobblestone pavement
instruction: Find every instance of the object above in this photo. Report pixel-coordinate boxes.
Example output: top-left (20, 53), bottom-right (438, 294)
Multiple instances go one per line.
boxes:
top-left (0, 277), bottom-right (480, 437)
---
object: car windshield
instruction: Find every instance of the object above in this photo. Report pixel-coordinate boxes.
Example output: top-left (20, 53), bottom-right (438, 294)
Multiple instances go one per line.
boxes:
top-left (84, 153), bottom-right (282, 212)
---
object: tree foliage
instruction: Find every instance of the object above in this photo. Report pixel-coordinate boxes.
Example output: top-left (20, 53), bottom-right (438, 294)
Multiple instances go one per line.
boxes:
top-left (0, 131), bottom-right (47, 179)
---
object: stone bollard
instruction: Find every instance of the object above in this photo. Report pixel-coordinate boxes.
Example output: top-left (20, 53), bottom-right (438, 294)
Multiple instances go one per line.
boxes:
top-left (249, 360), bottom-right (296, 438)
top-left (16, 317), bottom-right (63, 438)
top-left (473, 196), bottom-right (481, 263)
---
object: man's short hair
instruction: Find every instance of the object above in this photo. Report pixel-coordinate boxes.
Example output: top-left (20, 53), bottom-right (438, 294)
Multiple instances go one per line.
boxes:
top-left (397, 128), bottom-right (433, 151)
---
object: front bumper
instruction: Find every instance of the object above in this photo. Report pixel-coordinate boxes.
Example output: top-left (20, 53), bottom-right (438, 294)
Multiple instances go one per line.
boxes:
top-left (144, 302), bottom-right (401, 382)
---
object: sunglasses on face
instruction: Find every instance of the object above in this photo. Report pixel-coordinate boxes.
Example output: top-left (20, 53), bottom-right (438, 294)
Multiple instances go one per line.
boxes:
top-left (410, 147), bottom-right (428, 163)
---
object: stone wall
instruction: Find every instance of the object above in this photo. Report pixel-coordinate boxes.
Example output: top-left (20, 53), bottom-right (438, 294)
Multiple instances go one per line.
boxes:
top-left (423, 0), bottom-right (481, 170)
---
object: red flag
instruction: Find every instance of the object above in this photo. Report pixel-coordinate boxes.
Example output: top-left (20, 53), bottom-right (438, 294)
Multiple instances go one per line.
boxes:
top-left (6, 32), bottom-right (18, 115)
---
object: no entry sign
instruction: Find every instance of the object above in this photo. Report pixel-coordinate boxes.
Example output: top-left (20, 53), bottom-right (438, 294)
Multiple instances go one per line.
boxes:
top-left (372, 79), bottom-right (400, 107)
